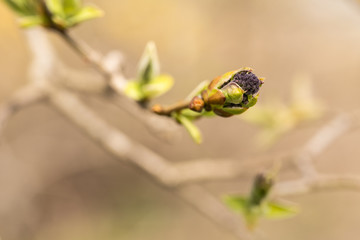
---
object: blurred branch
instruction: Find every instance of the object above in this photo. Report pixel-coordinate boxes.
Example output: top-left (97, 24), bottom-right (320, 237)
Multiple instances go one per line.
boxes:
top-left (275, 174), bottom-right (360, 196)
top-left (294, 113), bottom-right (357, 178)
top-left (274, 111), bottom-right (360, 197)
top-left (58, 30), bottom-right (112, 80)
top-left (107, 94), bottom-right (181, 142)
top-left (0, 85), bottom-right (46, 136)
top-left (173, 152), bottom-right (292, 184)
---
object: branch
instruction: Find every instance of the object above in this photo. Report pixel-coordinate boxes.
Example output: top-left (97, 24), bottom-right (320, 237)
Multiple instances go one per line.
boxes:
top-left (0, 85), bottom-right (46, 136)
top-left (173, 152), bottom-right (292, 184)
top-left (274, 111), bottom-right (360, 197)
top-left (107, 94), bottom-right (182, 142)
top-left (275, 174), bottom-right (360, 196)
top-left (152, 100), bottom-right (191, 116)
top-left (294, 113), bottom-right (358, 178)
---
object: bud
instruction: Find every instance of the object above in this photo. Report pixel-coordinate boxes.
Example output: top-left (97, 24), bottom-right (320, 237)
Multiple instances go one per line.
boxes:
top-left (249, 173), bottom-right (273, 206)
top-left (188, 96), bottom-right (204, 112)
top-left (189, 67), bottom-right (264, 117)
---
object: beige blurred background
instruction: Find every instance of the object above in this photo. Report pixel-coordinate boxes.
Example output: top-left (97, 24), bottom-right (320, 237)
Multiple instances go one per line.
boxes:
top-left (1, 0), bottom-right (360, 239)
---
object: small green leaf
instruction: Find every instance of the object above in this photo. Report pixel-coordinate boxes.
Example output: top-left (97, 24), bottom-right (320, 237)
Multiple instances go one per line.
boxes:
top-left (263, 201), bottom-right (298, 219)
top-left (18, 15), bottom-right (43, 27)
top-left (124, 81), bottom-right (144, 101)
top-left (137, 41), bottom-right (160, 83)
top-left (223, 196), bottom-right (248, 215)
top-left (3, 0), bottom-right (24, 15)
top-left (142, 74), bottom-right (174, 99)
top-left (46, 0), bottom-right (65, 17)
top-left (173, 113), bottom-right (202, 144)
top-left (63, 0), bottom-right (81, 15)
top-left (3, 0), bottom-right (38, 16)
top-left (66, 5), bottom-right (103, 26)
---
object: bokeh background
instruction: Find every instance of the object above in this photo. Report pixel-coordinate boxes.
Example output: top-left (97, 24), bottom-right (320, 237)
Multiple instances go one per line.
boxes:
top-left (1, 0), bottom-right (360, 239)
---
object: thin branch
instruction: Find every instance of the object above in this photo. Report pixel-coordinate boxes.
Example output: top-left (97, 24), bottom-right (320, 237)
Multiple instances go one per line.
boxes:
top-left (294, 113), bottom-right (357, 178)
top-left (58, 31), bottom-right (111, 80)
top-left (274, 111), bottom-right (360, 197)
top-left (275, 174), bottom-right (360, 197)
top-left (152, 100), bottom-right (191, 116)
top-left (107, 94), bottom-right (182, 142)
top-left (173, 152), bottom-right (292, 184)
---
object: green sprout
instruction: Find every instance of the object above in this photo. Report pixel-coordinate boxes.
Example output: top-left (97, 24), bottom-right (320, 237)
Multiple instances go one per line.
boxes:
top-left (125, 41), bottom-right (174, 105)
top-left (3, 0), bottom-right (103, 29)
top-left (224, 173), bottom-right (298, 230)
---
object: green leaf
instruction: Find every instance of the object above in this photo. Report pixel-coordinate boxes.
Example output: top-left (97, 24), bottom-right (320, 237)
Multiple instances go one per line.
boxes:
top-left (263, 201), bottom-right (298, 219)
top-left (3, 0), bottom-right (37, 16)
top-left (63, 0), bottom-right (81, 15)
top-left (18, 15), bottom-right (43, 27)
top-left (173, 113), bottom-right (202, 144)
top-left (137, 41), bottom-right (160, 83)
top-left (124, 81), bottom-right (144, 101)
top-left (3, 0), bottom-right (23, 14)
top-left (142, 74), bottom-right (174, 99)
top-left (66, 5), bottom-right (103, 26)
top-left (46, 0), bottom-right (65, 17)
top-left (223, 196), bottom-right (248, 215)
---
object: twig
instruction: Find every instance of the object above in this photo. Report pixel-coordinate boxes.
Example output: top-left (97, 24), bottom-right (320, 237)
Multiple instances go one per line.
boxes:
top-left (274, 111), bottom-right (360, 197)
top-left (293, 113), bottom-right (356, 178)
top-left (173, 152), bottom-right (292, 184)
top-left (107, 94), bottom-right (182, 142)
top-left (58, 30), bottom-right (111, 80)
top-left (152, 100), bottom-right (191, 116)
top-left (275, 174), bottom-right (360, 196)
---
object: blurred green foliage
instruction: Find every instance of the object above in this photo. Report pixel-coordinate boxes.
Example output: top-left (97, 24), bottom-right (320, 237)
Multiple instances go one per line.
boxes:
top-left (3, 0), bottom-right (103, 29)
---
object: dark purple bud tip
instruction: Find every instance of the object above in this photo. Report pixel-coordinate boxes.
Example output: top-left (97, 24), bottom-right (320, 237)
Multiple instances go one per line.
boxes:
top-left (232, 71), bottom-right (262, 95)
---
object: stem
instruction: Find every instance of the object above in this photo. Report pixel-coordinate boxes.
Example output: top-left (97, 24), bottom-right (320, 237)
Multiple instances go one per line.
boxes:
top-left (58, 30), bottom-right (111, 80)
top-left (152, 100), bottom-right (191, 116)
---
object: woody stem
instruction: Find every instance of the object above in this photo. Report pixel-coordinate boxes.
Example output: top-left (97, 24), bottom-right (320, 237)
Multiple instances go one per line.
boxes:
top-left (152, 100), bottom-right (191, 116)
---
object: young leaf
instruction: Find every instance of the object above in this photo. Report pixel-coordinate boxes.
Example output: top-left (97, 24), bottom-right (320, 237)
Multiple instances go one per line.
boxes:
top-left (137, 41), bottom-right (160, 83)
top-left (263, 201), bottom-right (298, 219)
top-left (62, 0), bottom-right (81, 15)
top-left (173, 113), bottom-right (202, 144)
top-left (3, 0), bottom-right (24, 15)
top-left (223, 196), bottom-right (248, 215)
top-left (3, 0), bottom-right (37, 16)
top-left (124, 81), bottom-right (144, 101)
top-left (18, 15), bottom-right (43, 27)
top-left (141, 74), bottom-right (174, 99)
top-left (67, 5), bottom-right (103, 26)
top-left (46, 0), bottom-right (65, 17)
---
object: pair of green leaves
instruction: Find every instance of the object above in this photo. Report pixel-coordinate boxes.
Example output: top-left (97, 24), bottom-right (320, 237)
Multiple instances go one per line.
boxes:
top-left (3, 0), bottom-right (103, 29)
top-left (125, 42), bottom-right (174, 102)
top-left (224, 173), bottom-right (298, 229)
top-left (224, 196), bottom-right (298, 229)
